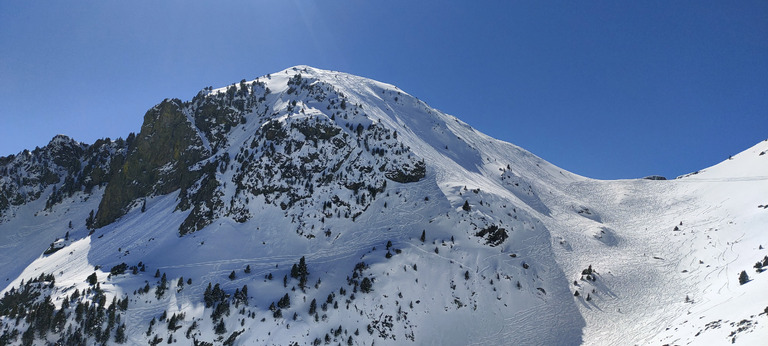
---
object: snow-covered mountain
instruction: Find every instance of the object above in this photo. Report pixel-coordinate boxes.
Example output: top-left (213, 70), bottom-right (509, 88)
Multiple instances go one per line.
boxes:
top-left (1, 66), bottom-right (766, 345)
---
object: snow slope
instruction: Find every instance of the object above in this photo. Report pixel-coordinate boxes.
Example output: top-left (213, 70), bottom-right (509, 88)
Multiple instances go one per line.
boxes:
top-left (542, 140), bottom-right (768, 345)
top-left (0, 66), bottom-right (765, 345)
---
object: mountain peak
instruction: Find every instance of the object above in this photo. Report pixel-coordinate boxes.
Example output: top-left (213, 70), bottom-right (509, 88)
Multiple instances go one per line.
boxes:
top-left (47, 134), bottom-right (76, 146)
top-left (0, 67), bottom-right (765, 346)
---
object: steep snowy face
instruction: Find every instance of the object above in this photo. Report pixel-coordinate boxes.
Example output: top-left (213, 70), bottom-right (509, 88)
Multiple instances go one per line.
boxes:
top-left (207, 69), bottom-right (427, 234)
top-left (124, 65), bottom-right (576, 236)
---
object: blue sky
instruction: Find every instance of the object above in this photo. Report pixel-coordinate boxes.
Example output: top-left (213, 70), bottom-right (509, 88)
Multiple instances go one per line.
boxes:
top-left (1, 1), bottom-right (766, 179)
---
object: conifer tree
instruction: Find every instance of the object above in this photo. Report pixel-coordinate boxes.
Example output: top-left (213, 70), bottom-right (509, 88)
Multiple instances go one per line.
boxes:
top-left (360, 277), bottom-right (373, 293)
top-left (204, 283), bottom-right (213, 307)
top-left (85, 210), bottom-right (95, 230)
top-left (297, 256), bottom-right (309, 289)
top-left (87, 272), bottom-right (97, 285)
top-left (739, 270), bottom-right (750, 285)
top-left (278, 293), bottom-right (291, 309)
top-left (214, 320), bottom-right (226, 335)
top-left (114, 323), bottom-right (126, 343)
top-left (309, 298), bottom-right (317, 315)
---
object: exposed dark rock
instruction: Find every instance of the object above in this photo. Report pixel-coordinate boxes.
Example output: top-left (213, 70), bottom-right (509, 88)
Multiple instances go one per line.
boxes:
top-left (94, 99), bottom-right (209, 228)
top-left (475, 225), bottom-right (508, 246)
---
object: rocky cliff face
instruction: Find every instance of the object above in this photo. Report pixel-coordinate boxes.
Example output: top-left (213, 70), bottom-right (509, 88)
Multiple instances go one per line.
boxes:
top-left (89, 68), bottom-right (428, 235)
top-left (2, 68), bottom-right (432, 235)
top-left (94, 99), bottom-right (209, 228)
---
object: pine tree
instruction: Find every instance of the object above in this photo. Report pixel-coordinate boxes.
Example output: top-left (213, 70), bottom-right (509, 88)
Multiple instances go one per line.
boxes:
top-left (462, 200), bottom-right (471, 211)
top-left (297, 256), bottom-right (309, 289)
top-left (21, 326), bottom-right (34, 346)
top-left (278, 293), bottom-right (291, 309)
top-left (214, 320), bottom-right (226, 335)
top-left (85, 210), bottom-right (95, 230)
top-left (420, 230), bottom-right (426, 243)
top-left (739, 270), bottom-right (750, 285)
top-left (155, 273), bottom-right (167, 299)
top-left (114, 323), bottom-right (126, 343)
top-left (204, 283), bottom-right (213, 307)
top-left (360, 277), bottom-right (373, 293)
top-left (309, 298), bottom-right (317, 315)
top-left (229, 271), bottom-right (236, 280)
top-left (87, 272), bottom-right (97, 285)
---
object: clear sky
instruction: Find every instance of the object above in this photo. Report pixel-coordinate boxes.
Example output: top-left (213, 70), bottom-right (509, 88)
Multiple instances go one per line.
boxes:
top-left (1, 1), bottom-right (766, 180)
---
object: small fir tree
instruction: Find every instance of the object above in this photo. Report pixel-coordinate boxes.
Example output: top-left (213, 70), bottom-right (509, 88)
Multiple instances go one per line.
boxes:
top-left (309, 298), bottom-right (317, 315)
top-left (360, 277), bottom-right (373, 293)
top-left (87, 272), bottom-right (98, 285)
top-left (214, 320), bottom-right (227, 335)
top-left (86, 210), bottom-right (95, 230)
top-left (739, 270), bottom-right (750, 285)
